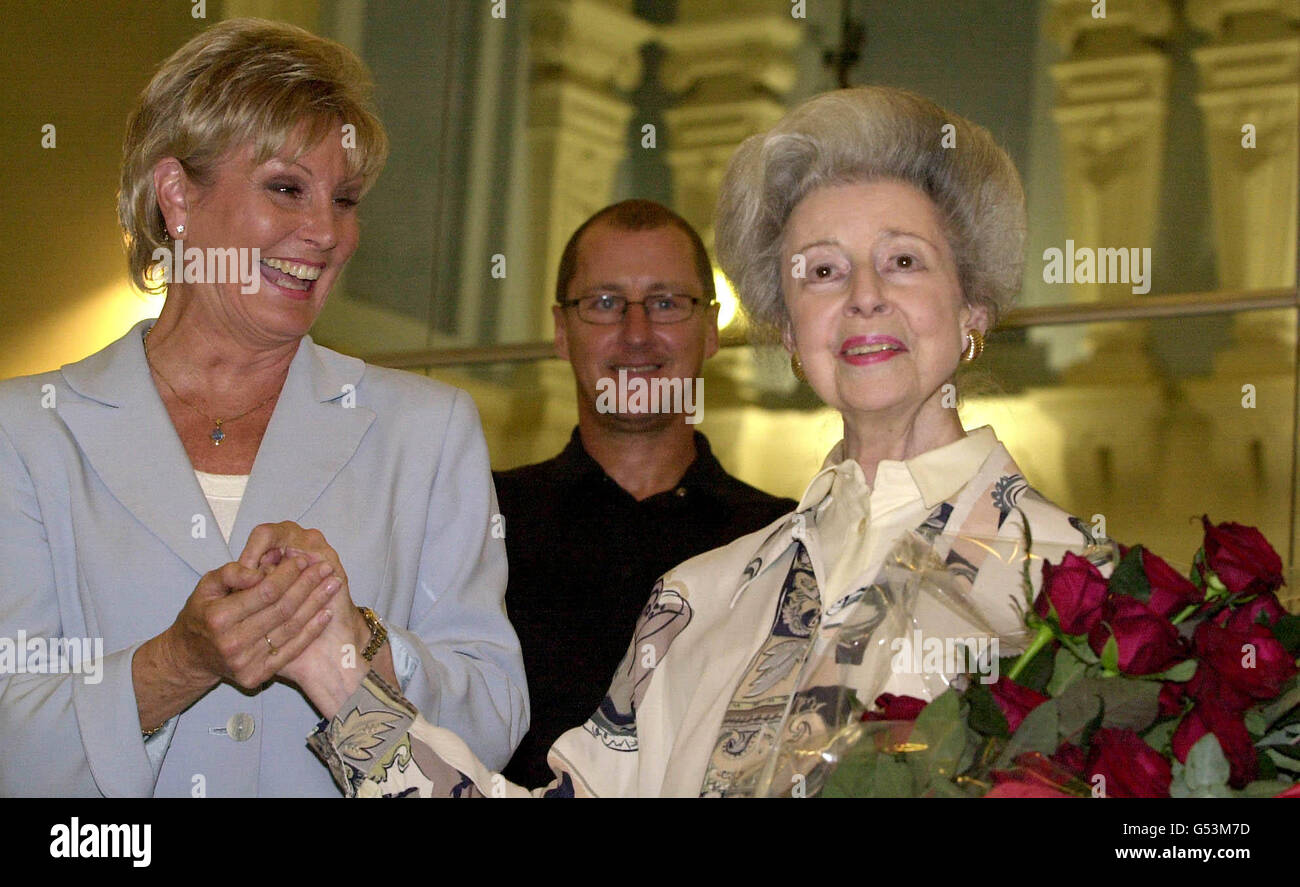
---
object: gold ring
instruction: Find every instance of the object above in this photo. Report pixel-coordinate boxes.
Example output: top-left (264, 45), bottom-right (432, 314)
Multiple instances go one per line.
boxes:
top-left (265, 635), bottom-right (277, 657)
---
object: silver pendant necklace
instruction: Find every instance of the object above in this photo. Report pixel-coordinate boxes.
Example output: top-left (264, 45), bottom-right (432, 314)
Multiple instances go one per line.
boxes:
top-left (143, 326), bottom-right (279, 446)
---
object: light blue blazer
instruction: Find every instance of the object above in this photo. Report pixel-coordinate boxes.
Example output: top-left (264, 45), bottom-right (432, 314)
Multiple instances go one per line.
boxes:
top-left (0, 320), bottom-right (528, 796)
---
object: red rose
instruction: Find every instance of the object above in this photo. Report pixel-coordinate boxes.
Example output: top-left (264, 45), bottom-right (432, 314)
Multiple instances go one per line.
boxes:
top-left (1185, 664), bottom-right (1252, 713)
top-left (861, 693), bottom-right (928, 721)
top-left (1275, 783), bottom-right (1300, 798)
top-left (989, 676), bottom-right (1050, 734)
top-left (985, 781), bottom-right (1073, 798)
top-left (1088, 596), bottom-right (1189, 675)
top-left (1142, 548), bottom-right (1202, 618)
top-left (1193, 620), bottom-right (1297, 703)
top-left (1221, 592), bottom-right (1288, 633)
top-left (1201, 516), bottom-right (1284, 597)
top-left (1158, 681), bottom-right (1187, 718)
top-left (1172, 702), bottom-right (1258, 788)
top-left (1086, 728), bottom-right (1172, 798)
top-left (1051, 741), bottom-right (1086, 775)
top-left (1035, 552), bottom-right (1110, 635)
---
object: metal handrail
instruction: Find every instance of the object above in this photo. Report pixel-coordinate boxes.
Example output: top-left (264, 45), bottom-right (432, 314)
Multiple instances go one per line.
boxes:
top-left (998, 287), bottom-right (1297, 327)
top-left (362, 287), bottom-right (1299, 369)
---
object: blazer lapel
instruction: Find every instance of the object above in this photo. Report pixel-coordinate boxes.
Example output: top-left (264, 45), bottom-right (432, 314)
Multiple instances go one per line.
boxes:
top-left (59, 320), bottom-right (231, 576)
top-left (227, 336), bottom-right (374, 556)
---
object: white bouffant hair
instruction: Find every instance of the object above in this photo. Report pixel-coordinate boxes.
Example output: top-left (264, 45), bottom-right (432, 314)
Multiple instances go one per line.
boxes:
top-left (715, 87), bottom-right (1026, 335)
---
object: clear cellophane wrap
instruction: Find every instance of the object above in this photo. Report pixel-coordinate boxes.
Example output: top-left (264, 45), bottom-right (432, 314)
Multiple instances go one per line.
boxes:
top-left (750, 529), bottom-right (1107, 797)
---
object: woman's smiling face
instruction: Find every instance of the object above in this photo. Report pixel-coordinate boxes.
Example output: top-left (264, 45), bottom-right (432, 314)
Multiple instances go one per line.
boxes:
top-left (780, 178), bottom-right (984, 427)
top-left (166, 126), bottom-right (363, 344)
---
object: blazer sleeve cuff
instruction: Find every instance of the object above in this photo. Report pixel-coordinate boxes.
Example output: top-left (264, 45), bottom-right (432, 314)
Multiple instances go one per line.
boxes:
top-left (71, 641), bottom-right (163, 797)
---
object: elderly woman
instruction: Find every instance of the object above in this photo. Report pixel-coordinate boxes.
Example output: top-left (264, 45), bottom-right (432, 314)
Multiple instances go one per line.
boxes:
top-left (295, 87), bottom-right (1109, 797)
top-left (0, 19), bottom-right (526, 796)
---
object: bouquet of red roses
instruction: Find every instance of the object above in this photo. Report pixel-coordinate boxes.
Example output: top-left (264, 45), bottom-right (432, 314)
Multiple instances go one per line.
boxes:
top-left (821, 517), bottom-right (1300, 798)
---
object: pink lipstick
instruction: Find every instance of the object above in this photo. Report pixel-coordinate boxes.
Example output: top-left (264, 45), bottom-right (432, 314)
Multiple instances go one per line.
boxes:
top-left (839, 334), bottom-right (907, 366)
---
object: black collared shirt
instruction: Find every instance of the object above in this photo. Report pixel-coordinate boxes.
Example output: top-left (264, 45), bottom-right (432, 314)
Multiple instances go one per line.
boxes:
top-left (494, 428), bottom-right (797, 787)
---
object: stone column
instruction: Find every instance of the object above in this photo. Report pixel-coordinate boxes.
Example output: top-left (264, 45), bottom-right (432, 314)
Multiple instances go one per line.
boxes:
top-left (657, 4), bottom-right (801, 245)
top-left (1046, 0), bottom-right (1178, 389)
top-left (527, 0), bottom-right (651, 337)
top-left (1189, 0), bottom-right (1298, 357)
top-left (1047, 0), bottom-right (1177, 307)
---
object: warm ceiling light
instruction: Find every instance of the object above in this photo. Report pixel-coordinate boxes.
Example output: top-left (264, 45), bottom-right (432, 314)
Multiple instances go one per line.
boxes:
top-left (713, 267), bottom-right (739, 330)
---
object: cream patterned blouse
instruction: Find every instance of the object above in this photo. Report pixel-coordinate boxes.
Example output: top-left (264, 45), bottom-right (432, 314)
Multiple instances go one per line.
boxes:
top-left (308, 430), bottom-right (1112, 797)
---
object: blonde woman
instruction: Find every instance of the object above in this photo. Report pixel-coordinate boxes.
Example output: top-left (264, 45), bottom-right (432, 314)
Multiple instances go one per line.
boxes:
top-left (0, 19), bottom-right (526, 796)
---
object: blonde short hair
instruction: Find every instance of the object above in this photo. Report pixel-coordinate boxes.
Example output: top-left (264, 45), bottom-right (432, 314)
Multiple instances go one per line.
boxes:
top-left (118, 18), bottom-right (389, 292)
top-left (714, 87), bottom-right (1025, 335)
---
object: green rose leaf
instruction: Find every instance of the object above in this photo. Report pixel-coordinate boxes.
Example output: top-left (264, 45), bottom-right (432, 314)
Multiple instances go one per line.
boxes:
top-left (1143, 717), bottom-right (1178, 755)
top-left (1058, 677), bottom-right (1160, 737)
top-left (821, 737), bottom-right (882, 798)
top-left (1096, 678), bottom-right (1162, 731)
top-left (822, 750), bottom-right (916, 798)
top-left (956, 725), bottom-right (979, 776)
top-left (1170, 733), bottom-right (1232, 798)
top-left (1272, 614), bottom-right (1300, 656)
top-left (992, 699), bottom-right (1059, 771)
top-left (1058, 685), bottom-right (1102, 741)
top-left (1046, 646), bottom-right (1089, 697)
top-left (1003, 641), bottom-right (1055, 694)
top-left (1267, 748), bottom-right (1300, 774)
top-left (1059, 634), bottom-right (1099, 666)
top-left (1262, 683), bottom-right (1300, 731)
top-left (1185, 733), bottom-right (1231, 787)
top-left (926, 775), bottom-right (977, 798)
top-left (1233, 778), bottom-right (1294, 798)
top-left (965, 682), bottom-right (1010, 738)
top-left (1269, 742), bottom-right (1300, 762)
top-left (1190, 549), bottom-right (1206, 591)
top-left (1100, 634), bottom-right (1120, 674)
top-left (1244, 709), bottom-right (1268, 736)
top-left (1109, 544), bottom-right (1151, 603)
top-left (911, 690), bottom-right (968, 787)
top-left (1156, 659), bottom-right (1197, 682)
top-left (1258, 722), bottom-right (1300, 751)
top-left (868, 754), bottom-right (916, 797)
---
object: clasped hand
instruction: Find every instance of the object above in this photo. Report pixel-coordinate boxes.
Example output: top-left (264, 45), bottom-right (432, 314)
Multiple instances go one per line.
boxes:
top-left (167, 521), bottom-right (368, 693)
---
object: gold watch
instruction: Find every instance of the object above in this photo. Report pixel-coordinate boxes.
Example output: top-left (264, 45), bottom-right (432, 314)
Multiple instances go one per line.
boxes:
top-left (357, 606), bottom-right (388, 662)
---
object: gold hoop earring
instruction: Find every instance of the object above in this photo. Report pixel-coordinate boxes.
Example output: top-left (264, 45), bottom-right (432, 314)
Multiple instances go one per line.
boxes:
top-left (961, 329), bottom-right (984, 363)
top-left (790, 352), bottom-right (806, 382)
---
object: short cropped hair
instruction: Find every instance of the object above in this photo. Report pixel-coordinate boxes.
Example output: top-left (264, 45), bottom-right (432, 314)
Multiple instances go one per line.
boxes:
top-left (555, 199), bottom-right (717, 304)
top-left (714, 87), bottom-right (1025, 334)
top-left (118, 18), bottom-right (389, 292)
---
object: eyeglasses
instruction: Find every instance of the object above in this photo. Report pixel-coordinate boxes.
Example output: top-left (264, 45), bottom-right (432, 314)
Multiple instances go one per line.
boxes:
top-left (560, 293), bottom-right (713, 325)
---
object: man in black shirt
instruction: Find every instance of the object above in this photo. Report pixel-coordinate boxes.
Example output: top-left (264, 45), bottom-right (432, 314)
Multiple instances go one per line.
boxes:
top-left (495, 200), bottom-right (795, 787)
